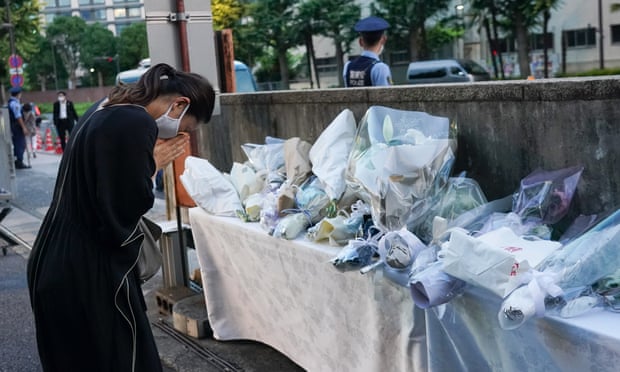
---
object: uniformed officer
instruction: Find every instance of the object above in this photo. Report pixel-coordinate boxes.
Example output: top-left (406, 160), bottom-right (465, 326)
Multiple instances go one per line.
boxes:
top-left (343, 16), bottom-right (392, 87)
top-left (7, 86), bottom-right (30, 169)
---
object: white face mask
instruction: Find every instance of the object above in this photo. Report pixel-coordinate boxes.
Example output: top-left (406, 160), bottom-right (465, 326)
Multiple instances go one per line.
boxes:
top-left (155, 102), bottom-right (190, 139)
top-left (58, 96), bottom-right (65, 102)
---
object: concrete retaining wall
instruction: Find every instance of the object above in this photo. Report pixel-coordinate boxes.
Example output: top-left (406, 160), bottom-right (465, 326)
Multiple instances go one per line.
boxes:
top-left (200, 76), bottom-right (620, 217)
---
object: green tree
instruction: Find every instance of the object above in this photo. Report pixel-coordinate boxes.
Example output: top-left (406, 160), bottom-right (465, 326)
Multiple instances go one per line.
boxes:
top-left (245, 0), bottom-right (304, 89)
top-left (212, 0), bottom-right (244, 30)
top-left (468, 0), bottom-right (563, 78)
top-left (117, 22), bottom-right (149, 70)
top-left (24, 33), bottom-right (67, 91)
top-left (0, 0), bottom-right (41, 89)
top-left (299, 0), bottom-right (360, 87)
top-left (45, 16), bottom-right (87, 89)
top-left (372, 0), bottom-right (453, 61)
top-left (80, 23), bottom-right (117, 86)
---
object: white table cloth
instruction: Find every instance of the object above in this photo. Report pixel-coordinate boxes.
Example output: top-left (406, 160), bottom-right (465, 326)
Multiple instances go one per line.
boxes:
top-left (189, 207), bottom-right (427, 372)
top-left (426, 286), bottom-right (620, 372)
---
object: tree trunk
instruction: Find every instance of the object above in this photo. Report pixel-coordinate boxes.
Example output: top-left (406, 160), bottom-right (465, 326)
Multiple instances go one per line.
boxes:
top-left (278, 51), bottom-right (290, 90)
top-left (419, 26), bottom-right (429, 60)
top-left (543, 10), bottom-right (550, 78)
top-left (335, 42), bottom-right (345, 88)
top-left (514, 11), bottom-right (531, 78)
top-left (409, 25), bottom-right (419, 61)
top-left (490, 1), bottom-right (505, 79)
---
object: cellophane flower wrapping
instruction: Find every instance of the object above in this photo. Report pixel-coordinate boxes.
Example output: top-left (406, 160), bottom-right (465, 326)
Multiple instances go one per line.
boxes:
top-left (277, 137), bottom-right (313, 214)
top-left (294, 175), bottom-right (331, 224)
top-left (410, 175), bottom-right (487, 244)
top-left (241, 138), bottom-right (286, 189)
top-left (376, 228), bottom-right (428, 287)
top-left (538, 208), bottom-right (620, 289)
top-left (230, 161), bottom-right (266, 203)
top-left (498, 209), bottom-right (620, 329)
top-left (512, 165), bottom-right (583, 225)
top-left (345, 106), bottom-right (456, 232)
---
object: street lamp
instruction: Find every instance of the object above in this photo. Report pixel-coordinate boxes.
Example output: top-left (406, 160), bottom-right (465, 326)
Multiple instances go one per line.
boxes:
top-left (89, 67), bottom-right (95, 87)
top-left (454, 4), bottom-right (465, 59)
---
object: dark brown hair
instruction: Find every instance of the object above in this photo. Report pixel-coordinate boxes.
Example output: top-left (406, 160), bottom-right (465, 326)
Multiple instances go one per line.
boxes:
top-left (361, 31), bottom-right (384, 47)
top-left (105, 63), bottom-right (216, 124)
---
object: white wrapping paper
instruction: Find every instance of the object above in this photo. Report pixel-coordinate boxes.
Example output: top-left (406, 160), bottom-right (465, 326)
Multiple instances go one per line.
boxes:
top-left (309, 109), bottom-right (357, 202)
top-left (442, 227), bottom-right (561, 298)
top-left (180, 156), bottom-right (243, 217)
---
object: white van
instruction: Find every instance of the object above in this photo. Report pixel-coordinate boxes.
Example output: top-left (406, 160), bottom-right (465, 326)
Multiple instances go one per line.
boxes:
top-left (115, 58), bottom-right (152, 85)
top-left (406, 59), bottom-right (491, 84)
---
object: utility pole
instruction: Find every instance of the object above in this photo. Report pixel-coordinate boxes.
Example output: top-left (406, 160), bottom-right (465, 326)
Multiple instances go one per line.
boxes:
top-left (5, 0), bottom-right (16, 57)
top-left (599, 0), bottom-right (604, 69)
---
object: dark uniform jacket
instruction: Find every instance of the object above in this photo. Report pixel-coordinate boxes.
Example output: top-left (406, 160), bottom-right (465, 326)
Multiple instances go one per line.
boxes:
top-left (345, 56), bottom-right (378, 87)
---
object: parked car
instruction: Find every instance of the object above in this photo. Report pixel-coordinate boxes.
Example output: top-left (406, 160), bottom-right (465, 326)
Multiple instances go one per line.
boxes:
top-left (115, 58), bottom-right (152, 85)
top-left (234, 60), bottom-right (258, 93)
top-left (115, 59), bottom-right (258, 93)
top-left (406, 59), bottom-right (491, 84)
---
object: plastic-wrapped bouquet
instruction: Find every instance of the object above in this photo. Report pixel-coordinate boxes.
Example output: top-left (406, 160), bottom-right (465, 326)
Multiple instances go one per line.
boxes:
top-left (345, 106), bottom-right (456, 232)
top-left (272, 176), bottom-right (331, 240)
top-left (309, 109), bottom-right (357, 217)
top-left (498, 208), bottom-right (620, 330)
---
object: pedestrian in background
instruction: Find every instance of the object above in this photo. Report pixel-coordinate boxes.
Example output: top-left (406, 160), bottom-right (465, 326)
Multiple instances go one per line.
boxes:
top-left (7, 87), bottom-right (30, 169)
top-left (22, 102), bottom-right (38, 162)
top-left (343, 16), bottom-right (393, 87)
top-left (52, 90), bottom-right (79, 151)
top-left (27, 63), bottom-right (216, 372)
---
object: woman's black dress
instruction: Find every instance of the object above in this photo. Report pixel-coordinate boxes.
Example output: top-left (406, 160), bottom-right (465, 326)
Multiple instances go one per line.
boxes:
top-left (27, 103), bottom-right (163, 372)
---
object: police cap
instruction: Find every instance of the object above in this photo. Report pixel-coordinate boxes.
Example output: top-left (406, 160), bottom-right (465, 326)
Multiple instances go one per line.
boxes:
top-left (9, 86), bottom-right (22, 95)
top-left (354, 16), bottom-right (390, 33)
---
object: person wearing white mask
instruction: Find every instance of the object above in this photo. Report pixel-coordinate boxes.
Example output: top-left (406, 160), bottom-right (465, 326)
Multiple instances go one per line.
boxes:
top-left (52, 91), bottom-right (79, 151)
top-left (27, 63), bottom-right (216, 372)
top-left (343, 16), bottom-right (392, 87)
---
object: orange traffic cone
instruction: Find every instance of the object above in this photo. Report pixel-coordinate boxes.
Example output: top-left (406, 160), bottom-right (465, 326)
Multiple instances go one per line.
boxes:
top-left (36, 128), bottom-right (42, 150)
top-left (55, 136), bottom-right (63, 154)
top-left (45, 128), bottom-right (54, 152)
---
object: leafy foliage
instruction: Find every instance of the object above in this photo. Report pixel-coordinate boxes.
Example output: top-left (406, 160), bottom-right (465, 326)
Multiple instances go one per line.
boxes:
top-left (212, 0), bottom-right (245, 30)
top-left (298, 0), bottom-right (360, 86)
top-left (243, 0), bottom-right (304, 89)
top-left (117, 22), bottom-right (148, 71)
top-left (45, 16), bottom-right (88, 88)
top-left (80, 23), bottom-right (118, 86)
top-left (372, 0), bottom-right (453, 60)
top-left (0, 0), bottom-right (41, 88)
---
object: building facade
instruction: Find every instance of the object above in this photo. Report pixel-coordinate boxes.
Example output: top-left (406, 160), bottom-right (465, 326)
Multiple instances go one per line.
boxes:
top-left (41, 0), bottom-right (144, 36)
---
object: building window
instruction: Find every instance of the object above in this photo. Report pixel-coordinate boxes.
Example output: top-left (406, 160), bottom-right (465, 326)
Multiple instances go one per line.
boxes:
top-left (115, 7), bottom-right (141, 18)
top-left (564, 28), bottom-right (596, 48)
top-left (315, 57), bottom-right (337, 73)
top-left (114, 0), bottom-right (139, 3)
top-left (530, 32), bottom-right (554, 50)
top-left (611, 24), bottom-right (620, 44)
top-left (80, 9), bottom-right (107, 21)
top-left (46, 0), bottom-right (71, 8)
top-left (79, 0), bottom-right (105, 5)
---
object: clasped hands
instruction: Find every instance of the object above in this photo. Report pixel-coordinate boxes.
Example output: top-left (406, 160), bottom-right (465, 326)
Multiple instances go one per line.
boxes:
top-left (153, 133), bottom-right (190, 174)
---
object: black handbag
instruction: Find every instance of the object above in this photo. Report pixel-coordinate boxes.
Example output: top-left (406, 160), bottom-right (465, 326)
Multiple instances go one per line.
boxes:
top-left (137, 216), bottom-right (163, 283)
